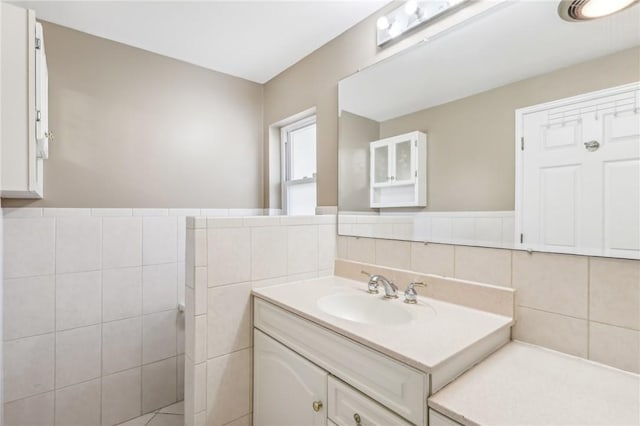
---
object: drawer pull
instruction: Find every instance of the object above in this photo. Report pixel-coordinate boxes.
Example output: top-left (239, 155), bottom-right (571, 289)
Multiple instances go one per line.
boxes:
top-left (312, 400), bottom-right (323, 412)
top-left (354, 413), bottom-right (362, 426)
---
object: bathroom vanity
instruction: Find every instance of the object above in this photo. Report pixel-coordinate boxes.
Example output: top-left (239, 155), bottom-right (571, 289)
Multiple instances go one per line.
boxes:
top-left (252, 276), bottom-right (514, 426)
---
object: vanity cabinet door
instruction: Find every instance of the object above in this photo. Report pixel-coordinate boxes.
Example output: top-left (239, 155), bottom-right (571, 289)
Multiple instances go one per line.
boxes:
top-left (254, 329), bottom-right (328, 426)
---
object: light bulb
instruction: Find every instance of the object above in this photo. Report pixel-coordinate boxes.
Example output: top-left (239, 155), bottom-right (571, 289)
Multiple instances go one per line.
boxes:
top-left (580, 0), bottom-right (637, 18)
top-left (389, 20), bottom-right (403, 38)
top-left (404, 0), bottom-right (419, 15)
top-left (376, 16), bottom-right (390, 30)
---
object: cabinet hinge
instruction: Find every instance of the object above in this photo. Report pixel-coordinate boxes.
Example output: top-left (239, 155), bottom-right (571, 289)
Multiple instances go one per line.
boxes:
top-left (36, 110), bottom-right (41, 122)
top-left (414, 140), bottom-right (417, 147)
top-left (414, 170), bottom-right (417, 178)
top-left (520, 233), bottom-right (524, 243)
top-left (35, 37), bottom-right (41, 50)
top-left (520, 137), bottom-right (524, 151)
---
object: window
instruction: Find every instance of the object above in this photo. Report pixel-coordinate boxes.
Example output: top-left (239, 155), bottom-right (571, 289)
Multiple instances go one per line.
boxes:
top-left (281, 116), bottom-right (317, 215)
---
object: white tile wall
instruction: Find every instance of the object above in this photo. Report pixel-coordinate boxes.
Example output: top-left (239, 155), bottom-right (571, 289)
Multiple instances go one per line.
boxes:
top-left (143, 310), bottom-right (178, 364)
top-left (184, 214), bottom-right (337, 426)
top-left (4, 217), bottom-right (55, 278)
top-left (55, 271), bottom-right (101, 330)
top-left (102, 317), bottom-right (142, 375)
top-left (102, 267), bottom-right (142, 322)
top-left (2, 208), bottom-right (192, 425)
top-left (206, 283), bottom-right (252, 359)
top-left (4, 333), bottom-right (54, 401)
top-left (55, 379), bottom-right (101, 426)
top-left (101, 368), bottom-right (142, 426)
top-left (206, 349), bottom-right (252, 426)
top-left (339, 211), bottom-right (515, 248)
top-left (4, 391), bottom-right (54, 426)
top-left (4, 275), bottom-right (54, 340)
top-left (142, 358), bottom-right (177, 413)
top-left (206, 228), bottom-right (250, 286)
top-left (55, 216), bottom-right (101, 274)
top-left (55, 325), bottom-right (102, 388)
top-left (142, 263), bottom-right (178, 314)
top-left (250, 226), bottom-right (287, 280)
top-left (102, 217), bottom-right (142, 269)
top-left (143, 217), bottom-right (178, 265)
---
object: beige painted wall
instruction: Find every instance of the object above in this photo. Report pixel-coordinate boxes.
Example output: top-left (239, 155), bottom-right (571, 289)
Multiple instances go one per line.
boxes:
top-left (263, 2), bottom-right (444, 208)
top-left (264, 2), bottom-right (640, 208)
top-left (3, 21), bottom-right (264, 208)
top-left (377, 47), bottom-right (640, 212)
top-left (338, 111), bottom-right (378, 211)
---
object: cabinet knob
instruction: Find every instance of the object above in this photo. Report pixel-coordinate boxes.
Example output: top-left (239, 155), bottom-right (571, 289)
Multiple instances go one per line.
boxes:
top-left (353, 413), bottom-right (362, 426)
top-left (312, 400), bottom-right (323, 412)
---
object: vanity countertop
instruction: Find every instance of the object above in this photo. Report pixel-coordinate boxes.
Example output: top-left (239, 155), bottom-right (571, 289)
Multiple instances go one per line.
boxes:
top-left (428, 341), bottom-right (640, 426)
top-left (252, 275), bottom-right (514, 375)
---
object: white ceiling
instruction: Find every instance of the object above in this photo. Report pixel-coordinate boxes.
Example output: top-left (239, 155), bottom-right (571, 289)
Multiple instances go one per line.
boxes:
top-left (12, 0), bottom-right (388, 83)
top-left (340, 0), bottom-right (640, 122)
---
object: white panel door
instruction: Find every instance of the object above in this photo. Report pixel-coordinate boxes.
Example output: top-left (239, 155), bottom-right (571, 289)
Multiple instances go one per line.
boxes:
top-left (254, 329), bottom-right (328, 426)
top-left (520, 84), bottom-right (640, 259)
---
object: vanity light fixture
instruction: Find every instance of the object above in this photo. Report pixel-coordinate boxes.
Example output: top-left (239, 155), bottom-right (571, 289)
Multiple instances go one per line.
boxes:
top-left (558, 0), bottom-right (639, 21)
top-left (376, 0), bottom-right (468, 46)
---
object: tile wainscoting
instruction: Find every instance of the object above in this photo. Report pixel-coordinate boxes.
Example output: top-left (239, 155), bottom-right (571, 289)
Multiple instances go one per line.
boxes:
top-left (184, 215), bottom-right (337, 426)
top-left (1, 208), bottom-right (279, 426)
top-left (336, 235), bottom-right (640, 374)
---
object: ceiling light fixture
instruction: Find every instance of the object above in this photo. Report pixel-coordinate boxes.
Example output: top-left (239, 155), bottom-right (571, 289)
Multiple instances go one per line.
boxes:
top-left (376, 16), bottom-right (390, 30)
top-left (404, 0), bottom-right (419, 16)
top-left (376, 0), bottom-right (470, 46)
top-left (558, 0), bottom-right (639, 21)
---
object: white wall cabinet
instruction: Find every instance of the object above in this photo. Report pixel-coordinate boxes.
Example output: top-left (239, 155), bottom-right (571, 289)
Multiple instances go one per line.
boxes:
top-left (253, 298), bottom-right (427, 426)
top-left (370, 131), bottom-right (427, 208)
top-left (1, 3), bottom-right (49, 198)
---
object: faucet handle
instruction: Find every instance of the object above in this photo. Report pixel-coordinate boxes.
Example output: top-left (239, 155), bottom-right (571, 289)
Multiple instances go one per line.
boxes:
top-left (404, 281), bottom-right (426, 304)
top-left (360, 270), bottom-right (380, 294)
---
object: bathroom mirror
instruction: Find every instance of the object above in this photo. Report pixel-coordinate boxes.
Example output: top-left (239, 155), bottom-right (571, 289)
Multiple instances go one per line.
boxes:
top-left (338, 0), bottom-right (640, 258)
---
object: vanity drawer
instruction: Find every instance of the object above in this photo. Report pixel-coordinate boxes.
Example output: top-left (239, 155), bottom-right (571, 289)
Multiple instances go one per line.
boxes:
top-left (328, 377), bottom-right (413, 426)
top-left (254, 298), bottom-right (427, 425)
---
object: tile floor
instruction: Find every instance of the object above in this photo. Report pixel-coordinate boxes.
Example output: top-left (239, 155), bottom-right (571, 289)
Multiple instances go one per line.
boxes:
top-left (117, 401), bottom-right (184, 426)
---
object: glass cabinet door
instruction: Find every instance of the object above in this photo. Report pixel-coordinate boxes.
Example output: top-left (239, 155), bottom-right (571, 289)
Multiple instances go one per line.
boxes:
top-left (394, 140), bottom-right (412, 182)
top-left (373, 144), bottom-right (389, 184)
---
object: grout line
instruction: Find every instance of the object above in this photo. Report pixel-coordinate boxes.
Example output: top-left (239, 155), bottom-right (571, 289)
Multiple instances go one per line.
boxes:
top-left (3, 305), bottom-right (184, 344)
top-left (98, 215), bottom-right (104, 425)
top-left (587, 256), bottom-right (591, 358)
top-left (517, 304), bottom-right (589, 322)
top-left (140, 217), bottom-right (145, 416)
top-left (53, 216), bottom-right (57, 423)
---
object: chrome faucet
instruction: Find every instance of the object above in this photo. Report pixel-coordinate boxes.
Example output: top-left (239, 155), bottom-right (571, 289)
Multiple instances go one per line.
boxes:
top-left (403, 282), bottom-right (426, 304)
top-left (361, 271), bottom-right (399, 299)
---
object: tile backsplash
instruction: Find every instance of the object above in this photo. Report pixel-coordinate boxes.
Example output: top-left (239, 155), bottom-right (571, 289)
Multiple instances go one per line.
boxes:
top-left (337, 235), bottom-right (640, 374)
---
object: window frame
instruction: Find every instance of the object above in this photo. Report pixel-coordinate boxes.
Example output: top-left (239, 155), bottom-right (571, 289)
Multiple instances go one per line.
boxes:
top-left (280, 115), bottom-right (317, 215)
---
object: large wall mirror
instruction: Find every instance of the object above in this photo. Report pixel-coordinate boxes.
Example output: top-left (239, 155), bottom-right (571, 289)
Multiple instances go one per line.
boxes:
top-left (338, 0), bottom-right (640, 259)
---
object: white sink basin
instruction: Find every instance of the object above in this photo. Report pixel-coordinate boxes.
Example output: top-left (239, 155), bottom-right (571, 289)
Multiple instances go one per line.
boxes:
top-left (317, 293), bottom-right (414, 326)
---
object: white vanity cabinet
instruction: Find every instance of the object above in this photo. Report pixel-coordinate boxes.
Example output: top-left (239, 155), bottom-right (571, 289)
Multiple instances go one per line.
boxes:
top-left (253, 298), bottom-right (428, 426)
top-left (370, 131), bottom-right (427, 208)
top-left (254, 329), bottom-right (328, 426)
top-left (1, 3), bottom-right (49, 198)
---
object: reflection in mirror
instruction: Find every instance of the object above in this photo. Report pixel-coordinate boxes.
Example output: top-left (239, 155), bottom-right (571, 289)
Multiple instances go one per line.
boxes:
top-left (338, 0), bottom-right (640, 258)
